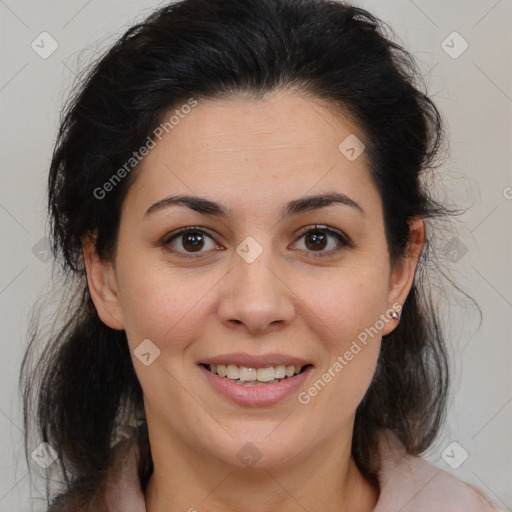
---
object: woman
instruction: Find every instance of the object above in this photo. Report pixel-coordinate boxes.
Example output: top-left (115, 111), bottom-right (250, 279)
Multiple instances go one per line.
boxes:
top-left (20, 0), bottom-right (504, 510)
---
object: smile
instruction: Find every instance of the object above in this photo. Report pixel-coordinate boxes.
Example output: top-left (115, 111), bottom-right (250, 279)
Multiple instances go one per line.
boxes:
top-left (198, 357), bottom-right (313, 406)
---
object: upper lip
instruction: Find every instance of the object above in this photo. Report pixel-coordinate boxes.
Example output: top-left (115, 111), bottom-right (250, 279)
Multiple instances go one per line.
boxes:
top-left (199, 352), bottom-right (313, 369)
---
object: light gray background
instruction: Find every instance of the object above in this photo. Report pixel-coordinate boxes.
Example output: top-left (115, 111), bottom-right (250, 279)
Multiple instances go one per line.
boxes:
top-left (1, 0), bottom-right (511, 510)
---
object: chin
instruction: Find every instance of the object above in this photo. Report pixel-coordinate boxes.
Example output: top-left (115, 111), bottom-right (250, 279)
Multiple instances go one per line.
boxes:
top-left (201, 427), bottom-right (310, 471)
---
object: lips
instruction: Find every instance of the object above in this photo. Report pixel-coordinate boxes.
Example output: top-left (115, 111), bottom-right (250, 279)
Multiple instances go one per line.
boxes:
top-left (197, 353), bottom-right (314, 406)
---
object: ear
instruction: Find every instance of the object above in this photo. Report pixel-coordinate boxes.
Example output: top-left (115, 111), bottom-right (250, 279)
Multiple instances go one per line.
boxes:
top-left (82, 232), bottom-right (124, 330)
top-left (382, 218), bottom-right (425, 336)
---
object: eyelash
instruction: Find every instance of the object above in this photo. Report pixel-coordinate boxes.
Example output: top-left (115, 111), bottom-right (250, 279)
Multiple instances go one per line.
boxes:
top-left (160, 225), bottom-right (351, 260)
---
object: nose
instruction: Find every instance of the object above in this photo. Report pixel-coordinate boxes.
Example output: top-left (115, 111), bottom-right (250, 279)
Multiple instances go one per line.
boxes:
top-left (217, 248), bottom-right (296, 335)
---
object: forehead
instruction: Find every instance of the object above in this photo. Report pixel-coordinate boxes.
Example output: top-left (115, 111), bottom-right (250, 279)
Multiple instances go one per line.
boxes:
top-left (151, 91), bottom-right (362, 164)
top-left (121, 90), bottom-right (381, 220)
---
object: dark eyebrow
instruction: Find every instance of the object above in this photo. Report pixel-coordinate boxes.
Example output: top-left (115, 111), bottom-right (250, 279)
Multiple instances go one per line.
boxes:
top-left (284, 192), bottom-right (364, 216)
top-left (144, 192), bottom-right (364, 218)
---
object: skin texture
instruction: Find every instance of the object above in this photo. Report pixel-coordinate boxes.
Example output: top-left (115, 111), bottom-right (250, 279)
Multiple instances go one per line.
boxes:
top-left (83, 89), bottom-right (425, 512)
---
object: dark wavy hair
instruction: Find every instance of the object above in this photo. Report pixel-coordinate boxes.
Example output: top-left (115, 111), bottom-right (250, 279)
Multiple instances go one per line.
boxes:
top-left (20, 0), bottom-right (452, 508)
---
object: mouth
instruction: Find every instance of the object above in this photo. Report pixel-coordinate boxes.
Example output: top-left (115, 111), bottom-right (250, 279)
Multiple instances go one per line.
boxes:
top-left (200, 363), bottom-right (312, 386)
top-left (198, 357), bottom-right (314, 407)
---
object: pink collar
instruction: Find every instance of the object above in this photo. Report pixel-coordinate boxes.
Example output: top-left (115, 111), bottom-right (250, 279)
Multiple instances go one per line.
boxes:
top-left (101, 429), bottom-right (502, 512)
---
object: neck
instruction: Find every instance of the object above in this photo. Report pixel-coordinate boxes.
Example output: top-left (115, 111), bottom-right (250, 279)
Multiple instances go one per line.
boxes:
top-left (144, 422), bottom-right (379, 512)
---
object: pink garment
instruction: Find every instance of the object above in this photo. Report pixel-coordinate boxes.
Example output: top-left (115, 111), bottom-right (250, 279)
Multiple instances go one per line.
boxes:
top-left (51, 429), bottom-right (506, 511)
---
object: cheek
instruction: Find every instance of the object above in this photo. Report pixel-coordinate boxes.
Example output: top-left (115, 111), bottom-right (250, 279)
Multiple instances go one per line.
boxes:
top-left (116, 254), bottom-right (218, 353)
top-left (299, 264), bottom-right (391, 348)
top-left (293, 264), bottom-right (389, 409)
top-left (116, 260), bottom-right (216, 414)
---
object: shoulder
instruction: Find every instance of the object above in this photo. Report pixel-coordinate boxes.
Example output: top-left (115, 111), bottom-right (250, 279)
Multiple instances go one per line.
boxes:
top-left (46, 488), bottom-right (108, 512)
top-left (47, 434), bottom-right (146, 512)
top-left (373, 429), bottom-right (505, 512)
top-left (45, 437), bottom-right (136, 511)
top-left (47, 432), bottom-right (146, 512)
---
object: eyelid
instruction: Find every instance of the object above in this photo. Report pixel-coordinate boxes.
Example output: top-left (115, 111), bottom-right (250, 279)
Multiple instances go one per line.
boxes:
top-left (291, 224), bottom-right (352, 258)
top-left (160, 226), bottom-right (221, 259)
top-left (294, 224), bottom-right (351, 246)
top-left (160, 226), bottom-right (216, 246)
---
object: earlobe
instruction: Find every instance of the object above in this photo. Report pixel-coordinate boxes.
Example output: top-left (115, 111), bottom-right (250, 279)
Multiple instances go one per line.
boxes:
top-left (382, 218), bottom-right (425, 336)
top-left (82, 233), bottom-right (124, 330)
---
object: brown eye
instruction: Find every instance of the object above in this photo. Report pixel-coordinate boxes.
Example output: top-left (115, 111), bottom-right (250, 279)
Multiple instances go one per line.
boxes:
top-left (161, 227), bottom-right (219, 258)
top-left (303, 230), bottom-right (328, 251)
top-left (180, 231), bottom-right (206, 252)
top-left (293, 225), bottom-right (350, 258)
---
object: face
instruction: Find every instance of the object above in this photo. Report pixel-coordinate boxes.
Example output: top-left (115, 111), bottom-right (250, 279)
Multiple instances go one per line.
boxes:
top-left (85, 89), bottom-right (422, 470)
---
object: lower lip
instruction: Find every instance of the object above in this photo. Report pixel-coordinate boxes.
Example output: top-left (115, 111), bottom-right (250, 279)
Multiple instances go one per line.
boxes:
top-left (198, 365), bottom-right (312, 407)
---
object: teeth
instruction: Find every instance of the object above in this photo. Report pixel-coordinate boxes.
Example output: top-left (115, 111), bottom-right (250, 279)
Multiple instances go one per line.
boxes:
top-left (226, 365), bottom-right (239, 380)
top-left (208, 363), bottom-right (304, 383)
top-left (239, 366), bottom-right (257, 381)
top-left (256, 367), bottom-right (275, 382)
top-left (274, 365), bottom-right (286, 378)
